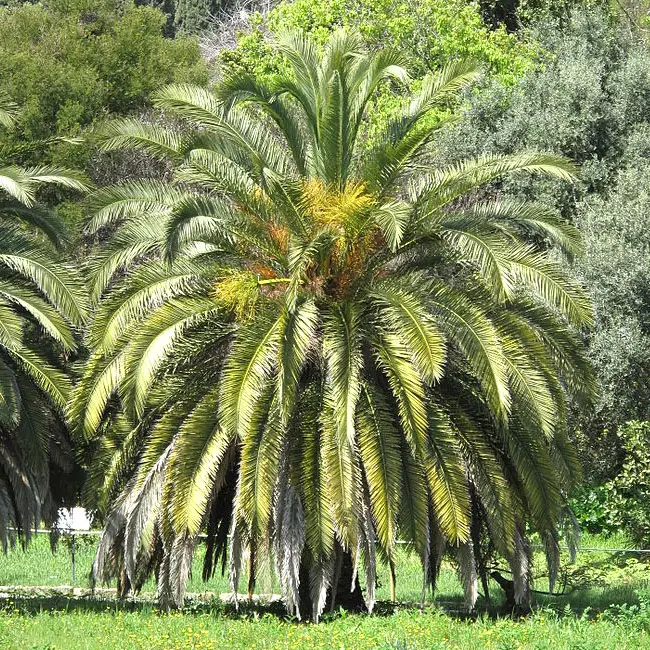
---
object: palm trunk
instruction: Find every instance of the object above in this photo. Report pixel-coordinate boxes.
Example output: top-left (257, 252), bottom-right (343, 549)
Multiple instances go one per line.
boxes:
top-left (297, 548), bottom-right (366, 621)
top-left (247, 543), bottom-right (256, 601)
top-left (389, 557), bottom-right (396, 602)
top-left (325, 548), bottom-right (365, 613)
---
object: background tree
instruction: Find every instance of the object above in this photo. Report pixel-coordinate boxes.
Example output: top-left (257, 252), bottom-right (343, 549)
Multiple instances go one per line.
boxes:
top-left (0, 0), bottom-right (208, 173)
top-left (216, 0), bottom-right (534, 83)
top-left (72, 31), bottom-right (593, 619)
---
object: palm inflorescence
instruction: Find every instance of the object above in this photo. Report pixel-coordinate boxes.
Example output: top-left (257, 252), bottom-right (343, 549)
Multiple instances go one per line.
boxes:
top-left (72, 31), bottom-right (594, 620)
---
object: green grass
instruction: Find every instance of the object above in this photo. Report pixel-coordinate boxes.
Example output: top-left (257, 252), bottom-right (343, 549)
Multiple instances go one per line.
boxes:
top-left (1, 532), bottom-right (650, 649)
top-left (1, 604), bottom-right (650, 650)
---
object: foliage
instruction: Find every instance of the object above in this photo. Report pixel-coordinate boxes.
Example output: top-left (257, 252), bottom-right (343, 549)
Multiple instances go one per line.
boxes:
top-left (569, 485), bottom-right (618, 536)
top-left (220, 0), bottom-right (536, 84)
top-left (3, 598), bottom-right (650, 649)
top-left (71, 31), bottom-right (592, 620)
top-left (0, 95), bottom-right (88, 551)
top-left (435, 9), bottom-right (638, 207)
top-left (573, 422), bottom-right (650, 544)
top-left (0, 0), bottom-right (208, 168)
top-left (572, 153), bottom-right (650, 479)
top-left (173, 0), bottom-right (221, 34)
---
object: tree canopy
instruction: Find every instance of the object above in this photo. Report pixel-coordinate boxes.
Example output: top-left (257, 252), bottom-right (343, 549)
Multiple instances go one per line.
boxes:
top-left (0, 93), bottom-right (88, 549)
top-left (70, 30), bottom-right (592, 619)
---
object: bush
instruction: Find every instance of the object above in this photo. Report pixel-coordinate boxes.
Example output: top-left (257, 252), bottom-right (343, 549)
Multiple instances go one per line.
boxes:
top-left (574, 156), bottom-right (650, 435)
top-left (572, 422), bottom-right (650, 543)
top-left (435, 9), bottom-right (644, 210)
top-left (220, 0), bottom-right (536, 84)
top-left (0, 0), bottom-right (208, 166)
top-left (173, 0), bottom-right (220, 33)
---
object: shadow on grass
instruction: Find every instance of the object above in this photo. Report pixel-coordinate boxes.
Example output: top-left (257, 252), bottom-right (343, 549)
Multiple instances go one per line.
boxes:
top-left (1, 580), bottom-right (646, 623)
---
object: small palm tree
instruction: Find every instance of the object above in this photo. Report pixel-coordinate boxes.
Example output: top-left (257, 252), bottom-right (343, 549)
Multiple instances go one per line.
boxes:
top-left (0, 92), bottom-right (88, 549)
top-left (74, 31), bottom-right (593, 619)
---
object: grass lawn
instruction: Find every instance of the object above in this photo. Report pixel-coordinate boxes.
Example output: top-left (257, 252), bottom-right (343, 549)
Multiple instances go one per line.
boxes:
top-left (1, 604), bottom-right (650, 650)
top-left (1, 532), bottom-right (650, 649)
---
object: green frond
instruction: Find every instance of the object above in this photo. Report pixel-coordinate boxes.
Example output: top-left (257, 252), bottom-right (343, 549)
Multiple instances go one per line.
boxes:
top-left (409, 60), bottom-right (481, 120)
top-left (449, 401), bottom-right (515, 555)
top-left (0, 302), bottom-right (23, 351)
top-left (0, 358), bottom-right (20, 427)
top-left (501, 417), bottom-right (561, 533)
top-left (277, 299), bottom-right (319, 423)
top-left (463, 199), bottom-right (584, 258)
top-left (94, 118), bottom-right (185, 161)
top-left (0, 250), bottom-right (88, 326)
top-left (0, 200), bottom-right (68, 248)
top-left (350, 48), bottom-right (408, 122)
top-left (168, 387), bottom-right (233, 536)
top-left (153, 84), bottom-right (221, 126)
top-left (320, 400), bottom-right (359, 550)
top-left (439, 223), bottom-right (514, 300)
top-left (426, 282), bottom-right (511, 418)
top-left (218, 75), bottom-right (310, 176)
top-left (219, 311), bottom-right (283, 439)
top-left (89, 262), bottom-right (204, 351)
top-left (155, 86), bottom-right (292, 177)
top-left (122, 299), bottom-right (224, 417)
top-left (88, 238), bottom-right (163, 301)
top-left (74, 350), bottom-right (126, 439)
top-left (425, 403), bottom-right (471, 544)
top-left (295, 382), bottom-right (335, 565)
top-left (9, 347), bottom-right (70, 411)
top-left (0, 279), bottom-right (77, 351)
top-left (501, 336), bottom-right (558, 439)
top-left (179, 149), bottom-right (257, 201)
top-left (323, 303), bottom-right (363, 449)
top-left (275, 31), bottom-right (322, 139)
top-left (85, 180), bottom-right (182, 235)
top-left (414, 153), bottom-right (578, 220)
top-left (0, 166), bottom-right (34, 205)
top-left (509, 298), bottom-right (596, 404)
top-left (507, 248), bottom-right (593, 327)
top-left (374, 200), bottom-right (411, 251)
top-left (162, 195), bottom-right (236, 263)
top-left (236, 393), bottom-right (286, 535)
top-left (21, 166), bottom-right (89, 193)
top-left (371, 285), bottom-right (446, 383)
top-left (357, 385), bottom-right (401, 556)
top-left (397, 438), bottom-right (429, 563)
top-left (373, 331), bottom-right (429, 458)
top-left (0, 92), bottom-right (19, 129)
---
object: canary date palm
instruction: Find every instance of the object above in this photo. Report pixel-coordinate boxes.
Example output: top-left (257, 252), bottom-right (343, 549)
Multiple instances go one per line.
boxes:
top-left (0, 92), bottom-right (88, 549)
top-left (73, 31), bottom-right (593, 619)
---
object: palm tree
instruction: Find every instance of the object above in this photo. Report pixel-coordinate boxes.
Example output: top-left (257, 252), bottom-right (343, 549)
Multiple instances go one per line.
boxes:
top-left (73, 30), bottom-right (594, 620)
top-left (0, 92), bottom-right (88, 550)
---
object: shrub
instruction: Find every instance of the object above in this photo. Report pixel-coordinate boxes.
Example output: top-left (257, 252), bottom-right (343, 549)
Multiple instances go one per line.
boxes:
top-left (220, 0), bottom-right (536, 84)
top-left (573, 422), bottom-right (650, 543)
top-left (0, 0), bottom-right (208, 167)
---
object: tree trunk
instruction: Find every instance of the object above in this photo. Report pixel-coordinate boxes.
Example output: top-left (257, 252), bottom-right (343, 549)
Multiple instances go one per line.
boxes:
top-left (325, 548), bottom-right (365, 613)
top-left (389, 558), bottom-right (396, 602)
top-left (297, 547), bottom-right (366, 621)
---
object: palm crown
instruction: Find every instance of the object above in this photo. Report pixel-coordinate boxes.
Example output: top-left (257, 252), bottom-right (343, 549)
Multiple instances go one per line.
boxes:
top-left (74, 31), bottom-right (594, 620)
top-left (0, 92), bottom-right (87, 548)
